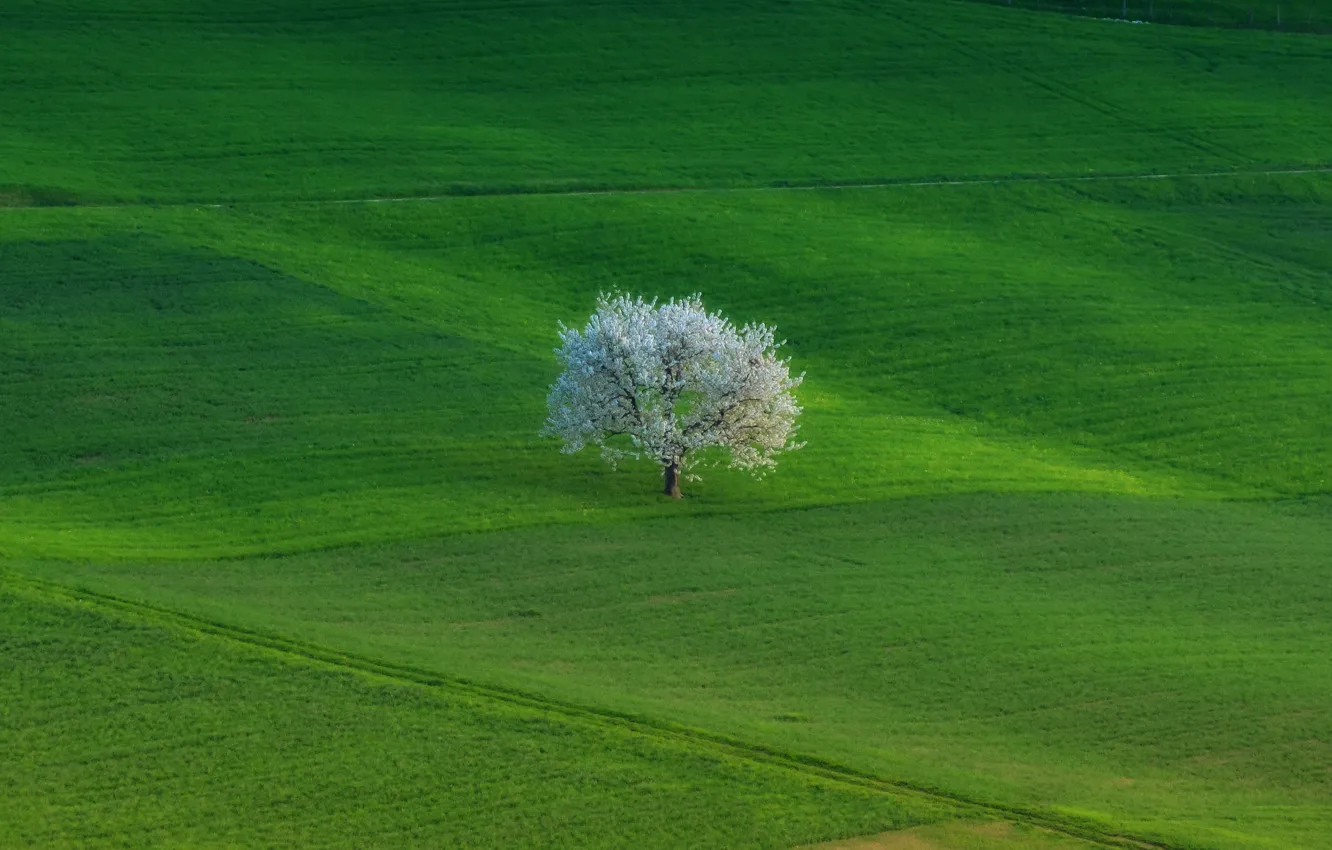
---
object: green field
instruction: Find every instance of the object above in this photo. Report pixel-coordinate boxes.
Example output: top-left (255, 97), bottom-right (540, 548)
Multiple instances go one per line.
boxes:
top-left (2, 1), bottom-right (1331, 848)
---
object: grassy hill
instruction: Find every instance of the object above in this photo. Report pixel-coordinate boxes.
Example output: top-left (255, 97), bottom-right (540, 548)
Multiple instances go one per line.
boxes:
top-left (2, 580), bottom-right (961, 849)
top-left (2, 1), bottom-right (1330, 848)
top-left (2, 0), bottom-right (1331, 203)
top-left (19, 494), bottom-right (1332, 848)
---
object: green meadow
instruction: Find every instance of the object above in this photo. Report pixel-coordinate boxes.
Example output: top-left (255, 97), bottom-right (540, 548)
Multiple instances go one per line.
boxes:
top-left (2, 1), bottom-right (1330, 848)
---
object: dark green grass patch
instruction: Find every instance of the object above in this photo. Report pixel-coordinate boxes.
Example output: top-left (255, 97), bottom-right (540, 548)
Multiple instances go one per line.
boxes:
top-left (1, 0), bottom-right (1330, 203)
top-left (0, 185), bottom-right (81, 208)
top-left (21, 493), bottom-right (1332, 849)
top-left (0, 581), bottom-right (955, 849)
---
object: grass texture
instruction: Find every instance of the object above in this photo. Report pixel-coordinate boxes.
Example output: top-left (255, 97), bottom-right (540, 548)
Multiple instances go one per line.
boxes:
top-left (0, 581), bottom-right (956, 848)
top-left (23, 494), bottom-right (1332, 849)
top-left (1, 0), bottom-right (1331, 203)
top-left (3, 177), bottom-right (1330, 559)
top-left (3, 0), bottom-right (1331, 848)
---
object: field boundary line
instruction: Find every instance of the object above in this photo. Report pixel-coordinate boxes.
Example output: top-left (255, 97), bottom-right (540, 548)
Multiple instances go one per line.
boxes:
top-left (2, 165), bottom-right (1330, 212)
top-left (6, 571), bottom-right (1177, 850)
top-left (325, 165), bottom-right (1332, 204)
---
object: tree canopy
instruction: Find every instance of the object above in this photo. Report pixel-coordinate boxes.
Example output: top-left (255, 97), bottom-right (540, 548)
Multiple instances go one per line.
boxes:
top-left (543, 294), bottom-right (803, 498)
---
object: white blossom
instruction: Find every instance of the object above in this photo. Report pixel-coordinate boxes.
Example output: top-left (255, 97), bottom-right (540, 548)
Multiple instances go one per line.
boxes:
top-left (542, 293), bottom-right (804, 497)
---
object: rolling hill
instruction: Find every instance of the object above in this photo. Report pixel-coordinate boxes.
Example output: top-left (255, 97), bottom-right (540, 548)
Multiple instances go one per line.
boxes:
top-left (2, 1), bottom-right (1330, 848)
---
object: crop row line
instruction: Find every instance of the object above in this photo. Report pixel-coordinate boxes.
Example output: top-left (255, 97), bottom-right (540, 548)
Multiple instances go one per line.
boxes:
top-left (329, 165), bottom-right (1332, 204)
top-left (2, 165), bottom-right (1330, 213)
top-left (7, 571), bottom-right (1177, 850)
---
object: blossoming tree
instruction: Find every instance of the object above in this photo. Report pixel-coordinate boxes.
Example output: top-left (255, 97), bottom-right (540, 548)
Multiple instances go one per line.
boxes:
top-left (543, 293), bottom-right (804, 498)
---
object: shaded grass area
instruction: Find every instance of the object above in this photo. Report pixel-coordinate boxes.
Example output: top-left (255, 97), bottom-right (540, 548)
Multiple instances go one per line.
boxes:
top-left (21, 493), bottom-right (1332, 849)
top-left (0, 185), bottom-right (80, 208)
top-left (0, 581), bottom-right (955, 849)
top-left (1, 0), bottom-right (1331, 203)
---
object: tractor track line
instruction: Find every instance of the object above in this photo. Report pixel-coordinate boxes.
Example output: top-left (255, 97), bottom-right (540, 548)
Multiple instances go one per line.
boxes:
top-left (7, 571), bottom-right (1177, 850)
top-left (2, 165), bottom-right (1330, 211)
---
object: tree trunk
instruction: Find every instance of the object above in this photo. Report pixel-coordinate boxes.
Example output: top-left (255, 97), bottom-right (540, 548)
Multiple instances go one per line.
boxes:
top-left (663, 460), bottom-right (683, 499)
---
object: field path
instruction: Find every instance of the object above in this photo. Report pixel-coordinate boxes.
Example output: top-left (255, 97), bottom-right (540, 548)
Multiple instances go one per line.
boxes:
top-left (2, 165), bottom-right (1329, 212)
